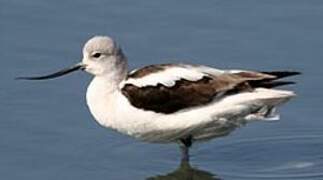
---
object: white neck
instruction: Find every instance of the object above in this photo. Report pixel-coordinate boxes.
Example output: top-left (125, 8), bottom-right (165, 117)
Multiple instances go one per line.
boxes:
top-left (85, 52), bottom-right (129, 127)
top-left (85, 74), bottom-right (124, 127)
top-left (91, 75), bottom-right (121, 93)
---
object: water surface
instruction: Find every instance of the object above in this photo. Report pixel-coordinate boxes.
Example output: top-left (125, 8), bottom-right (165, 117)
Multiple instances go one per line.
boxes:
top-left (1, 0), bottom-right (323, 179)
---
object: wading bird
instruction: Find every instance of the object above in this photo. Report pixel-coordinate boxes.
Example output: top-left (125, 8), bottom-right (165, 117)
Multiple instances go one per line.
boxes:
top-left (18, 36), bottom-right (299, 162)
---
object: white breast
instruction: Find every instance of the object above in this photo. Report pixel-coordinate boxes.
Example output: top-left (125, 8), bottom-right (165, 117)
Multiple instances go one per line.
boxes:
top-left (86, 77), bottom-right (115, 128)
top-left (86, 77), bottom-right (162, 136)
top-left (86, 77), bottom-right (295, 143)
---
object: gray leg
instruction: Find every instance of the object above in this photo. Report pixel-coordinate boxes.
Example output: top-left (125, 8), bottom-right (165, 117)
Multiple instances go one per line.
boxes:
top-left (179, 135), bottom-right (192, 162)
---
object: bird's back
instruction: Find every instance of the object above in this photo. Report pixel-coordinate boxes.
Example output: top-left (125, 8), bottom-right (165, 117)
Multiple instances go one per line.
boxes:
top-left (92, 64), bottom-right (299, 143)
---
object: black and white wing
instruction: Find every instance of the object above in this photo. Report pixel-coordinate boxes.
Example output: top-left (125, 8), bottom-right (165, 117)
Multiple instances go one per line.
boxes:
top-left (120, 64), bottom-right (299, 114)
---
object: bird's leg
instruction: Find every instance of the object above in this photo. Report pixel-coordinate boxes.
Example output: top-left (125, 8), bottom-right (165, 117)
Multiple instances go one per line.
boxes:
top-left (179, 135), bottom-right (193, 162)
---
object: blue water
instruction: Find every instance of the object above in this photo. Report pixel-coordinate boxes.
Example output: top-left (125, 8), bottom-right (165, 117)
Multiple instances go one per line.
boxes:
top-left (1, 0), bottom-right (323, 179)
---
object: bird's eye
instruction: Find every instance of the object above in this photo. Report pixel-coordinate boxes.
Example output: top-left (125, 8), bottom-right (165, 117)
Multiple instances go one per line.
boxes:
top-left (92, 53), bottom-right (102, 58)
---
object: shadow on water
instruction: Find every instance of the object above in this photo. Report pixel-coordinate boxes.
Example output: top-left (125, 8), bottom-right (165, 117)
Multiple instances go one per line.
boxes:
top-left (147, 134), bottom-right (323, 180)
top-left (146, 161), bottom-right (221, 180)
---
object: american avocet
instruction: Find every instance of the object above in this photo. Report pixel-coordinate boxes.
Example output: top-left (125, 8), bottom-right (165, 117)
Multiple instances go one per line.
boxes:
top-left (18, 36), bottom-right (300, 162)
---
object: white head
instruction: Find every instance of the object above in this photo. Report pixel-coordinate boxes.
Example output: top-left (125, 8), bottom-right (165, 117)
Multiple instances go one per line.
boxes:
top-left (82, 36), bottom-right (127, 79)
top-left (17, 36), bottom-right (128, 83)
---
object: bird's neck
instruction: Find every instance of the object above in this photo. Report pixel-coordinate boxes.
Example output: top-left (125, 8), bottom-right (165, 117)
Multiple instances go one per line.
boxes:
top-left (92, 75), bottom-right (124, 92)
top-left (86, 74), bottom-right (124, 127)
top-left (93, 59), bottom-right (128, 92)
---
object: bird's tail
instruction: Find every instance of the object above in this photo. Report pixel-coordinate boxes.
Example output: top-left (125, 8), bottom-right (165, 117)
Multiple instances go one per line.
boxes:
top-left (251, 71), bottom-right (301, 88)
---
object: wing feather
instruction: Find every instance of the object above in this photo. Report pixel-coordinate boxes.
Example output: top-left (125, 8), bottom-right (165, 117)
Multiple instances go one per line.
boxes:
top-left (121, 64), bottom-right (298, 114)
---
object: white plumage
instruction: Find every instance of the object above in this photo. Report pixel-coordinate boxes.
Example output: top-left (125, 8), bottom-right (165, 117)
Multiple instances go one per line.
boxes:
top-left (20, 36), bottom-right (299, 161)
top-left (124, 64), bottom-right (223, 87)
top-left (87, 67), bottom-right (295, 143)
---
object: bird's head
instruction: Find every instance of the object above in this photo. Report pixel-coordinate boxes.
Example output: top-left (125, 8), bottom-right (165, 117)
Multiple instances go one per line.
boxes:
top-left (17, 36), bottom-right (127, 80)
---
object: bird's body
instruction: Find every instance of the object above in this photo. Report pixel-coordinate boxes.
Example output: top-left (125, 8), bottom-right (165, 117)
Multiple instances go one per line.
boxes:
top-left (19, 36), bottom-right (299, 162)
top-left (86, 63), bottom-right (295, 143)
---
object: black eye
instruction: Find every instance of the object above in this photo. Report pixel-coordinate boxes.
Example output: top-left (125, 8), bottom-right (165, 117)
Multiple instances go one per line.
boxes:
top-left (92, 53), bottom-right (102, 58)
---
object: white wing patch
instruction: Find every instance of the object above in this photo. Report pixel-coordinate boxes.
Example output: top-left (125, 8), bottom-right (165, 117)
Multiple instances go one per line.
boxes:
top-left (122, 64), bottom-right (225, 88)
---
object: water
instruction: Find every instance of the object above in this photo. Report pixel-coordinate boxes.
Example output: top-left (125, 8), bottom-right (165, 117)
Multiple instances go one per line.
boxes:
top-left (1, 0), bottom-right (323, 179)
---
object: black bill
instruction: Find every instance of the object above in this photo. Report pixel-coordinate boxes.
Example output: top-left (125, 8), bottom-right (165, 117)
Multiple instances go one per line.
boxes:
top-left (16, 63), bottom-right (85, 80)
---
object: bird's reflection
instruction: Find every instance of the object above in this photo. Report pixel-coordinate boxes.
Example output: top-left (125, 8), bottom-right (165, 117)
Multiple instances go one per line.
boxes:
top-left (147, 160), bottom-right (221, 180)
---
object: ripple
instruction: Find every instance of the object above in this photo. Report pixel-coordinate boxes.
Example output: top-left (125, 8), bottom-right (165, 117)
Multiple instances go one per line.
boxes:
top-left (224, 172), bottom-right (323, 180)
top-left (264, 161), bottom-right (315, 171)
top-left (219, 134), bottom-right (323, 146)
top-left (200, 134), bottom-right (323, 179)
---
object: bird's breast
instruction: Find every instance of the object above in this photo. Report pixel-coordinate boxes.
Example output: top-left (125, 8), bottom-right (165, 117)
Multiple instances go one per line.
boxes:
top-left (86, 78), bottom-right (118, 128)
